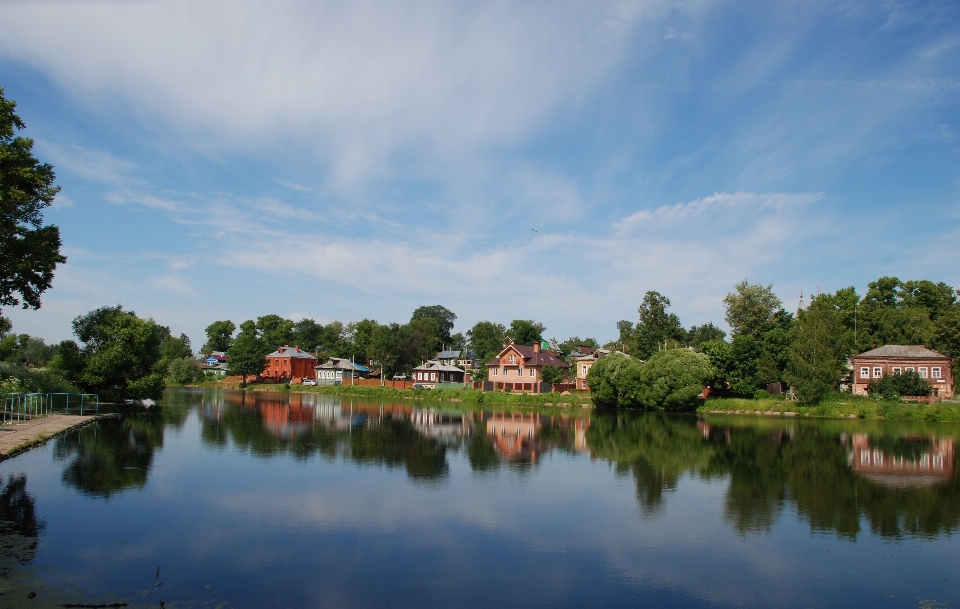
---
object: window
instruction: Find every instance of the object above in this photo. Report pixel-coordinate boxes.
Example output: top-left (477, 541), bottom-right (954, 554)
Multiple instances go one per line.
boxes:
top-left (932, 367), bottom-right (941, 379)
top-left (919, 367), bottom-right (928, 379)
top-left (582, 365), bottom-right (588, 375)
top-left (860, 367), bottom-right (869, 378)
top-left (906, 366), bottom-right (914, 373)
top-left (493, 369), bottom-right (498, 376)
top-left (431, 373), bottom-right (437, 381)
top-left (508, 354), bottom-right (515, 363)
top-left (873, 367), bottom-right (882, 378)
top-left (892, 367), bottom-right (901, 375)
top-left (529, 369), bottom-right (535, 377)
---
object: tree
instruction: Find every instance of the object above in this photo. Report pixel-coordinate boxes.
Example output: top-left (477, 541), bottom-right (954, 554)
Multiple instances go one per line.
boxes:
top-left (586, 353), bottom-right (644, 408)
top-left (346, 319), bottom-right (378, 363)
top-left (723, 280), bottom-right (784, 339)
top-left (930, 303), bottom-right (960, 380)
top-left (256, 315), bottom-right (293, 351)
top-left (867, 370), bottom-right (932, 399)
top-left (509, 319), bottom-right (545, 346)
top-left (0, 88), bottom-right (66, 311)
top-left (227, 320), bottom-right (269, 385)
top-left (467, 321), bottom-right (507, 363)
top-left (540, 365), bottom-right (564, 386)
top-left (631, 291), bottom-right (685, 360)
top-left (684, 323), bottom-right (726, 350)
top-left (60, 306), bottom-right (168, 402)
top-left (557, 336), bottom-right (599, 356)
top-left (168, 357), bottom-right (201, 385)
top-left (638, 348), bottom-right (714, 411)
top-left (202, 320), bottom-right (236, 353)
top-left (410, 305), bottom-right (457, 346)
top-left (784, 299), bottom-right (848, 404)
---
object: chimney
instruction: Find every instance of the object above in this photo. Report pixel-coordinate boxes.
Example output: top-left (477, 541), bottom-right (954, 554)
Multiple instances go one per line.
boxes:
top-left (533, 342), bottom-right (541, 353)
top-left (295, 345), bottom-right (300, 352)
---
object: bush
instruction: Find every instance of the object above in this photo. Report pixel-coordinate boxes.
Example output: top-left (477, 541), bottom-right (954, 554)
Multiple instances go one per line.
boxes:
top-left (587, 353), bottom-right (644, 408)
top-left (167, 357), bottom-right (201, 386)
top-left (639, 349), bottom-right (715, 411)
top-left (867, 371), bottom-right (931, 400)
top-left (0, 361), bottom-right (76, 393)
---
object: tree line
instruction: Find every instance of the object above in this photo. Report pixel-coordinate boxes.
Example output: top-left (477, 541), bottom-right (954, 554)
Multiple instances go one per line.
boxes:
top-left (590, 277), bottom-right (960, 407)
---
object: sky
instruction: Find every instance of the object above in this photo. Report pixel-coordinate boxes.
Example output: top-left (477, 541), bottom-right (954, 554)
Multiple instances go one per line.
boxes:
top-left (1, 0), bottom-right (958, 348)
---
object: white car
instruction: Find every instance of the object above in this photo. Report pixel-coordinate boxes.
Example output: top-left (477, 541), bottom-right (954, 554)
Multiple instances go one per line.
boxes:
top-left (302, 378), bottom-right (318, 386)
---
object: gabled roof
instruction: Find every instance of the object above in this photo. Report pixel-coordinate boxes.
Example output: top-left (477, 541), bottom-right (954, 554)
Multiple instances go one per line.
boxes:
top-left (855, 345), bottom-right (948, 359)
top-left (315, 357), bottom-right (367, 371)
top-left (267, 345), bottom-right (318, 360)
top-left (575, 349), bottom-right (610, 361)
top-left (436, 350), bottom-right (461, 359)
top-left (487, 344), bottom-right (570, 368)
top-left (415, 360), bottom-right (466, 373)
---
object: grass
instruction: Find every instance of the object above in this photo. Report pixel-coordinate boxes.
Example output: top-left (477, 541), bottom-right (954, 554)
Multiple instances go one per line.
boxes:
top-left (699, 392), bottom-right (960, 422)
top-left (189, 380), bottom-right (594, 407)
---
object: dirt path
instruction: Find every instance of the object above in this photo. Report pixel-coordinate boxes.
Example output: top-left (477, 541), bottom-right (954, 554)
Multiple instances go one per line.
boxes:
top-left (0, 414), bottom-right (106, 459)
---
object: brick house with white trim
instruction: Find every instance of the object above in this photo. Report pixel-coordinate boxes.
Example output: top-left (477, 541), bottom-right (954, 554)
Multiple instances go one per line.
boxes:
top-left (486, 340), bottom-right (570, 393)
top-left (851, 345), bottom-right (953, 399)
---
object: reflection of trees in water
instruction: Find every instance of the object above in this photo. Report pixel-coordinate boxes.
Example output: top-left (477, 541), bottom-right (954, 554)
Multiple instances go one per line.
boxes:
top-left (467, 433), bottom-right (500, 472)
top-left (54, 415), bottom-right (164, 497)
top-left (349, 417), bottom-right (448, 480)
top-left (0, 474), bottom-right (44, 576)
top-left (587, 411), bottom-right (960, 539)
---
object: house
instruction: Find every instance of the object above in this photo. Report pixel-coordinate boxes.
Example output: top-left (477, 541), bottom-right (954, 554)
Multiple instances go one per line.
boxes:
top-left (574, 349), bottom-right (611, 391)
top-left (205, 351), bottom-right (229, 366)
top-left (262, 345), bottom-right (318, 382)
top-left (435, 349), bottom-right (479, 370)
top-left (314, 357), bottom-right (369, 385)
top-left (485, 340), bottom-right (571, 393)
top-left (413, 360), bottom-right (467, 387)
top-left (851, 345), bottom-right (954, 399)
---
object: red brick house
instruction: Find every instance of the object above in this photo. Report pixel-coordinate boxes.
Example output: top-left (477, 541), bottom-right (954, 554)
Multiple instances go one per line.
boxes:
top-left (262, 345), bottom-right (318, 382)
top-left (486, 340), bottom-right (570, 393)
top-left (851, 345), bottom-right (954, 399)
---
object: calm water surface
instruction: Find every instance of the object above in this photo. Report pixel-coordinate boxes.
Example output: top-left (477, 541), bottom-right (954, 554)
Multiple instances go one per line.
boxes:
top-left (0, 388), bottom-right (958, 608)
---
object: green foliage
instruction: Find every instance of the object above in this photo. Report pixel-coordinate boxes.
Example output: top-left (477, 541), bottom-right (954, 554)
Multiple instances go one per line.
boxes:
top-left (227, 320), bottom-right (270, 384)
top-left (508, 319), bottom-right (545, 346)
top-left (467, 321), bottom-right (507, 364)
top-left (256, 314), bottom-right (294, 351)
top-left (202, 320), bottom-right (236, 353)
top-left (629, 291), bottom-right (685, 360)
top-left (540, 365), bottom-right (564, 386)
top-left (346, 318), bottom-right (378, 362)
top-left (708, 334), bottom-right (763, 396)
top-left (684, 323), bottom-right (726, 349)
top-left (867, 371), bottom-right (932, 399)
top-left (56, 306), bottom-right (168, 402)
top-left (723, 280), bottom-right (784, 339)
top-left (0, 332), bottom-right (58, 367)
top-left (410, 305), bottom-right (457, 346)
top-left (639, 349), bottom-right (714, 411)
top-left (160, 333), bottom-right (192, 362)
top-left (556, 336), bottom-right (598, 355)
top-left (785, 297), bottom-right (850, 404)
top-left (0, 361), bottom-right (76, 393)
top-left (0, 87), bottom-right (66, 310)
top-left (931, 303), bottom-right (960, 380)
top-left (167, 357), bottom-right (201, 385)
top-left (586, 353), bottom-right (644, 408)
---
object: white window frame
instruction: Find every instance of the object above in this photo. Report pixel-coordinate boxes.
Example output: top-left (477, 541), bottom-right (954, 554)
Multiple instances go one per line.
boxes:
top-left (906, 366), bottom-right (914, 373)
top-left (431, 372), bottom-right (436, 381)
top-left (582, 365), bottom-right (588, 375)
top-left (932, 367), bottom-right (941, 379)
top-left (529, 368), bottom-right (535, 377)
top-left (508, 354), bottom-right (515, 363)
top-left (493, 368), bottom-right (498, 376)
top-left (918, 367), bottom-right (928, 379)
top-left (860, 367), bottom-right (869, 378)
top-left (892, 367), bottom-right (901, 375)
top-left (873, 367), bottom-right (883, 378)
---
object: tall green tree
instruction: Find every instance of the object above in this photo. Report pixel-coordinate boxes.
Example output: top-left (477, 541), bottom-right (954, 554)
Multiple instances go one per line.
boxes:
top-left (930, 303), bottom-right (960, 380)
top-left (59, 306), bottom-right (168, 401)
top-left (467, 321), bottom-right (507, 363)
top-left (410, 305), bottom-right (457, 346)
top-left (723, 280), bottom-right (784, 339)
top-left (202, 320), bottom-right (236, 353)
top-left (0, 88), bottom-right (66, 310)
top-left (227, 320), bottom-right (269, 385)
top-left (631, 291), bottom-right (685, 360)
top-left (256, 314), bottom-right (294, 351)
top-left (684, 323), bottom-right (726, 350)
top-left (508, 319), bottom-right (545, 346)
top-left (784, 298), bottom-right (849, 404)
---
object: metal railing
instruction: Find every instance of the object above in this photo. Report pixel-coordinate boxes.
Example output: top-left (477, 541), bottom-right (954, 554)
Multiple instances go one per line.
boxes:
top-left (1, 392), bottom-right (100, 424)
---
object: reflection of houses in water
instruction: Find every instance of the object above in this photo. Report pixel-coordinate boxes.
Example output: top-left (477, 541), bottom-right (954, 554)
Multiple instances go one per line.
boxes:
top-left (487, 412), bottom-right (542, 462)
top-left (261, 400), bottom-right (316, 439)
top-left (849, 433), bottom-right (954, 488)
top-left (410, 409), bottom-right (471, 444)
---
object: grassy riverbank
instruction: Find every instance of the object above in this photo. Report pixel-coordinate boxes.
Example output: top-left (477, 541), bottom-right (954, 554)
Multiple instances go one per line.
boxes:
top-left (188, 380), bottom-right (593, 407)
top-left (699, 393), bottom-right (960, 422)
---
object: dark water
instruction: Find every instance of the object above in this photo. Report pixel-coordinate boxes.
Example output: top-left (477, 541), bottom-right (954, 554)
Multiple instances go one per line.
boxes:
top-left (0, 388), bottom-right (958, 608)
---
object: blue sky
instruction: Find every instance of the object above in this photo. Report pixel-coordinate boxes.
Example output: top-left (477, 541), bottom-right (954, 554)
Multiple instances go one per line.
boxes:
top-left (1, 0), bottom-right (958, 348)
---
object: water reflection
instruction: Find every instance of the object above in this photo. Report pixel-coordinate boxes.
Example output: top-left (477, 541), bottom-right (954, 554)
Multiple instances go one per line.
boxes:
top-left (587, 411), bottom-right (960, 539)
top-left (54, 415), bottom-right (165, 497)
top-left (0, 474), bottom-right (43, 577)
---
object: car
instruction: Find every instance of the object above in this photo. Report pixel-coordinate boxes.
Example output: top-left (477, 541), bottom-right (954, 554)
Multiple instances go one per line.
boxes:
top-left (302, 378), bottom-right (317, 386)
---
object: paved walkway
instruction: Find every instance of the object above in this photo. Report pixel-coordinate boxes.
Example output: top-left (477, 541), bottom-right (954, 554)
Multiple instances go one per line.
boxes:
top-left (0, 414), bottom-right (100, 458)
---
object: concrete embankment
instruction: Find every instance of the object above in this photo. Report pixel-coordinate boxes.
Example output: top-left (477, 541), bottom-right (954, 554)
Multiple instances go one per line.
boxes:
top-left (0, 414), bottom-right (113, 460)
